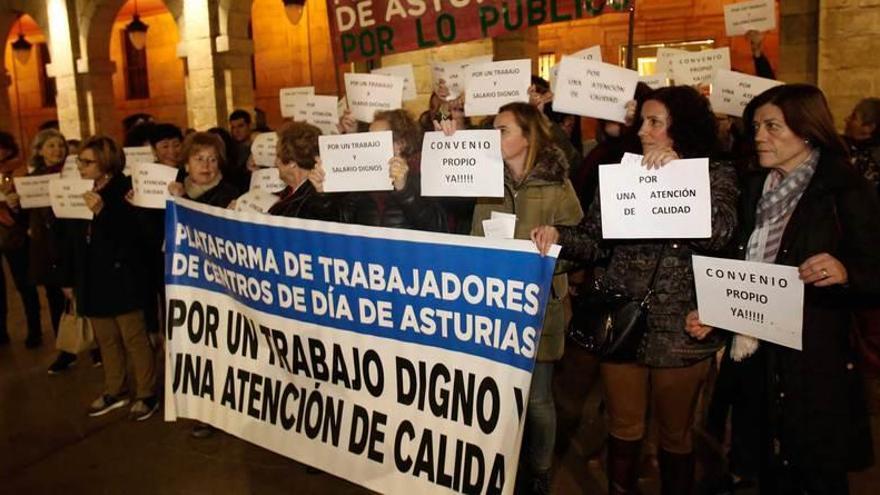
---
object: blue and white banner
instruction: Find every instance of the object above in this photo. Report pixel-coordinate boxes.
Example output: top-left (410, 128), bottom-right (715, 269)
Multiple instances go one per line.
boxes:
top-left (163, 198), bottom-right (560, 494)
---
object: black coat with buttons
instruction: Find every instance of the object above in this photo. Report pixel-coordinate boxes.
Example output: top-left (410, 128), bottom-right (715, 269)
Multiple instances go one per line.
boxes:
top-left (732, 153), bottom-right (880, 473)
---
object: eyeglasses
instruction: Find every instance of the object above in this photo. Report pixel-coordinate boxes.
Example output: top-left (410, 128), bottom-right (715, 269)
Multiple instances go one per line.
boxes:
top-left (77, 157), bottom-right (99, 167)
top-left (191, 155), bottom-right (218, 165)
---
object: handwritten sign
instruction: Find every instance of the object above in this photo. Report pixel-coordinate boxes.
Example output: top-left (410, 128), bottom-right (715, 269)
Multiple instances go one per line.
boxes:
top-left (669, 48), bottom-right (731, 86)
top-left (318, 131), bottom-right (394, 193)
top-left (372, 64), bottom-right (418, 101)
top-left (131, 163), bottom-right (180, 209)
top-left (693, 255), bottom-right (803, 350)
top-left (280, 86), bottom-right (315, 118)
top-left (13, 173), bottom-right (60, 209)
top-left (724, 0), bottom-right (776, 37)
top-left (549, 46), bottom-right (602, 93)
top-left (464, 59), bottom-right (531, 117)
top-left (123, 146), bottom-right (155, 177)
top-left (234, 189), bottom-right (278, 214)
top-left (250, 133), bottom-right (278, 168)
top-left (345, 73), bottom-right (403, 123)
top-left (49, 178), bottom-right (94, 220)
top-left (249, 167), bottom-right (286, 194)
top-left (598, 155), bottom-right (711, 238)
top-left (431, 55), bottom-right (494, 100)
top-left (710, 69), bottom-right (783, 118)
top-left (640, 73), bottom-right (670, 90)
top-left (554, 58), bottom-right (639, 123)
top-left (419, 130), bottom-right (504, 198)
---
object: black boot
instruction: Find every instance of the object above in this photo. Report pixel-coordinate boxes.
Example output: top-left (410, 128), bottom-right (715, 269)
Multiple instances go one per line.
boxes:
top-left (607, 436), bottom-right (642, 495)
top-left (658, 449), bottom-right (695, 495)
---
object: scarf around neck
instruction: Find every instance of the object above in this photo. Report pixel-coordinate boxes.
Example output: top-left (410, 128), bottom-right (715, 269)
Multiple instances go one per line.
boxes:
top-left (184, 174), bottom-right (222, 200)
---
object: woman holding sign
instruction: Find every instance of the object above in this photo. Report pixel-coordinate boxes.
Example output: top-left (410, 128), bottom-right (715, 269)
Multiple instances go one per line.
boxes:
top-left (62, 136), bottom-right (157, 421)
top-left (691, 84), bottom-right (880, 493)
top-left (471, 101), bottom-right (584, 494)
top-left (532, 86), bottom-right (739, 495)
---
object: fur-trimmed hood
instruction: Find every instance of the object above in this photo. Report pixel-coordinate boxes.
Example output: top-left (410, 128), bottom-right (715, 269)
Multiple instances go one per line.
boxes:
top-left (506, 144), bottom-right (569, 187)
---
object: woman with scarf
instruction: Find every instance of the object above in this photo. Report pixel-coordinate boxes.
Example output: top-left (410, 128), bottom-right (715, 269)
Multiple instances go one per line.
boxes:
top-left (689, 84), bottom-right (880, 493)
top-left (168, 132), bottom-right (239, 208)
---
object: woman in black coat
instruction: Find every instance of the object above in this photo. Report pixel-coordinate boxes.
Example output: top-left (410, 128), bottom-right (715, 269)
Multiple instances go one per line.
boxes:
top-left (688, 84), bottom-right (880, 493)
top-left (168, 132), bottom-right (240, 208)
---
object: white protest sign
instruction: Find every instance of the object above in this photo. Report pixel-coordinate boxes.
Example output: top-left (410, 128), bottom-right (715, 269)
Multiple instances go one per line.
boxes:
top-left (344, 73), bottom-right (403, 123)
top-left (724, 0), bottom-right (776, 37)
top-left (598, 156), bottom-right (711, 238)
top-left (372, 64), bottom-right (418, 101)
top-left (249, 167), bottom-right (286, 194)
top-left (49, 178), bottom-right (94, 220)
top-left (250, 133), bottom-right (278, 168)
top-left (234, 189), bottom-right (278, 214)
top-left (640, 73), bottom-right (670, 90)
top-left (710, 69), bottom-right (783, 118)
top-left (693, 255), bottom-right (803, 350)
top-left (419, 130), bottom-right (504, 198)
top-left (319, 131), bottom-right (394, 193)
top-left (13, 173), bottom-right (60, 209)
top-left (549, 45), bottom-right (602, 93)
top-left (61, 155), bottom-right (80, 178)
top-left (656, 48), bottom-right (687, 80)
top-left (123, 146), bottom-right (155, 176)
top-left (669, 48), bottom-right (731, 86)
top-left (465, 59), bottom-right (531, 117)
top-left (554, 57), bottom-right (639, 123)
top-left (431, 55), bottom-right (494, 100)
top-left (298, 95), bottom-right (340, 136)
top-left (131, 163), bottom-right (180, 209)
top-left (280, 86), bottom-right (315, 118)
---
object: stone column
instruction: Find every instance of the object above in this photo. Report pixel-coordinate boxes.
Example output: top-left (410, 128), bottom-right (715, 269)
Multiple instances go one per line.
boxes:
top-left (75, 58), bottom-right (121, 140)
top-left (44, 0), bottom-right (89, 140)
top-left (778, 0), bottom-right (819, 85)
top-left (0, 70), bottom-right (14, 134)
top-left (493, 27), bottom-right (540, 73)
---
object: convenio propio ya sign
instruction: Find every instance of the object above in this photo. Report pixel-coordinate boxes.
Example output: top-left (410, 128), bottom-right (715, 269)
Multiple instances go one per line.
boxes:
top-left (327, 0), bottom-right (633, 63)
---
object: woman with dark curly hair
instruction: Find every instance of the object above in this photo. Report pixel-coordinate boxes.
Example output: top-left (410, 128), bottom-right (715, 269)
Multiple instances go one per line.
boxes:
top-left (532, 85), bottom-right (739, 494)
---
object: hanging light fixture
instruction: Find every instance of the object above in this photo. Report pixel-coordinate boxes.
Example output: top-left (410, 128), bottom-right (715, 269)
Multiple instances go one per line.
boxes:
top-left (125, 0), bottom-right (149, 50)
top-left (283, 0), bottom-right (307, 25)
top-left (10, 14), bottom-right (32, 66)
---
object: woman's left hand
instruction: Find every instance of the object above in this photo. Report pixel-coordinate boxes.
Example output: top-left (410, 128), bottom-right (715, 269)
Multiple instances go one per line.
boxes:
top-left (168, 181), bottom-right (185, 197)
top-left (83, 191), bottom-right (104, 215)
top-left (685, 310), bottom-right (713, 340)
top-left (642, 147), bottom-right (679, 169)
top-left (308, 157), bottom-right (326, 193)
top-left (389, 156), bottom-right (409, 191)
top-left (799, 252), bottom-right (848, 287)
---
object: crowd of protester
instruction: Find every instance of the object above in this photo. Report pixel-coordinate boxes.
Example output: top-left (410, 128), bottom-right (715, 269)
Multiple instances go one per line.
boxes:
top-left (1, 31), bottom-right (879, 495)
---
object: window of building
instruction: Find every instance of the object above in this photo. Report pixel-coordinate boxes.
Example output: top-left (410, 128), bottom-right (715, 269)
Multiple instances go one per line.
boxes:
top-left (37, 43), bottom-right (56, 108)
top-left (538, 53), bottom-right (556, 82)
top-left (122, 30), bottom-right (150, 100)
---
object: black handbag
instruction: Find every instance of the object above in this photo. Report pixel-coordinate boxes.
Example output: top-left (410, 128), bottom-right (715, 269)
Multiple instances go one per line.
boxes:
top-left (568, 244), bottom-right (666, 361)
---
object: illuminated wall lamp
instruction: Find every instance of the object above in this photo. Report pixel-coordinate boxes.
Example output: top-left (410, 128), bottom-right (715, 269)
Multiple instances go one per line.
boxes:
top-left (283, 0), bottom-right (306, 25)
top-left (10, 15), bottom-right (31, 65)
top-left (125, 0), bottom-right (149, 50)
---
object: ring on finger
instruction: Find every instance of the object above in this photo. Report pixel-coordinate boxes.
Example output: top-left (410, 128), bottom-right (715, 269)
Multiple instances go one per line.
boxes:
top-left (821, 268), bottom-right (829, 278)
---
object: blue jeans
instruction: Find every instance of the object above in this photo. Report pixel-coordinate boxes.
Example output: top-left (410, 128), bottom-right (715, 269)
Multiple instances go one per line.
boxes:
top-left (525, 362), bottom-right (556, 473)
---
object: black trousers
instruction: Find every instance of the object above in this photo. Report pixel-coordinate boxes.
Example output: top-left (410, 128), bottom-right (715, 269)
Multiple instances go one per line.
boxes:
top-left (0, 245), bottom-right (41, 338)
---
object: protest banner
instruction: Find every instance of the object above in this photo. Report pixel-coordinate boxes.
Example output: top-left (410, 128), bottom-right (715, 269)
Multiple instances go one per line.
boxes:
top-left (656, 48), bottom-right (687, 81)
top-left (123, 146), bottom-right (155, 176)
top-left (49, 178), bottom-right (94, 220)
top-left (639, 73), bottom-right (670, 90)
top-left (598, 154), bottom-right (711, 238)
top-left (372, 64), bottom-right (418, 101)
top-left (724, 0), bottom-right (776, 37)
top-left (668, 48), bottom-right (731, 86)
top-left (249, 167), bottom-right (286, 194)
top-left (319, 131), bottom-right (394, 193)
top-left (419, 130), bottom-right (504, 198)
top-left (61, 155), bottom-right (81, 179)
top-left (251, 133), bottom-right (278, 168)
top-left (326, 0), bottom-right (632, 63)
top-left (234, 189), bottom-right (278, 214)
top-left (13, 173), bottom-right (60, 209)
top-left (431, 56), bottom-right (494, 101)
top-left (345, 73), bottom-right (403, 123)
top-left (692, 255), bottom-right (803, 350)
top-left (553, 58), bottom-right (639, 123)
top-left (131, 163), bottom-right (180, 209)
top-left (165, 198), bottom-right (560, 494)
top-left (464, 59), bottom-right (531, 117)
top-left (280, 86), bottom-right (316, 118)
top-left (709, 69), bottom-right (783, 118)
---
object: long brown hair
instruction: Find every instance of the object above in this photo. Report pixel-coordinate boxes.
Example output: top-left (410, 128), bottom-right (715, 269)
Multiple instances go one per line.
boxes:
top-left (496, 102), bottom-right (554, 176)
top-left (743, 84), bottom-right (848, 159)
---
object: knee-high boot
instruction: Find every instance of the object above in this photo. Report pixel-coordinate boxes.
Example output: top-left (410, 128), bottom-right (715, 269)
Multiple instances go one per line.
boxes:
top-left (658, 449), bottom-right (695, 495)
top-left (607, 436), bottom-right (642, 494)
